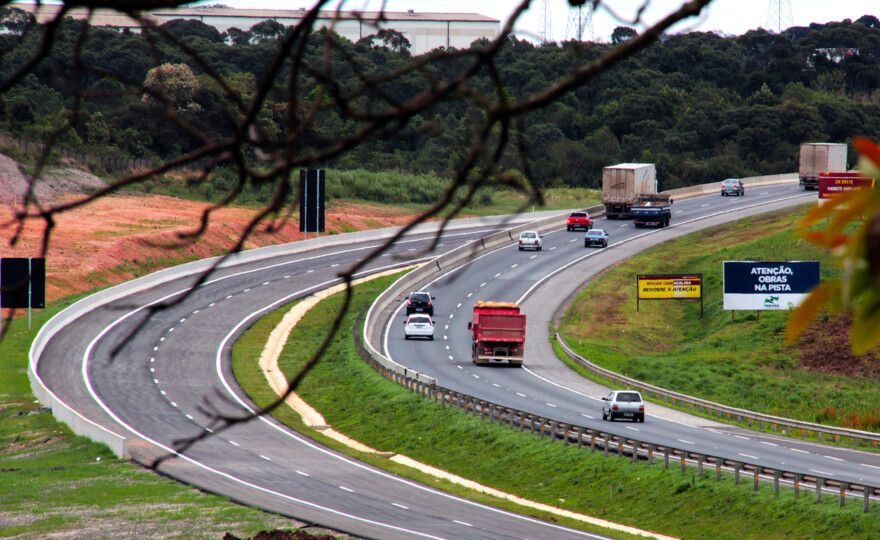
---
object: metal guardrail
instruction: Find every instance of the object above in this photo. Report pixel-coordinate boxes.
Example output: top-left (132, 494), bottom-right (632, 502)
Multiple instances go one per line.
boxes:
top-left (353, 311), bottom-right (879, 513)
top-left (557, 334), bottom-right (880, 448)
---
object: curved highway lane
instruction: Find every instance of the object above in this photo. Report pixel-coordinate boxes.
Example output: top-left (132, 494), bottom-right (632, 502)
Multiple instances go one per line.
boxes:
top-left (382, 185), bottom-right (880, 492)
top-left (36, 220), bottom-right (613, 540)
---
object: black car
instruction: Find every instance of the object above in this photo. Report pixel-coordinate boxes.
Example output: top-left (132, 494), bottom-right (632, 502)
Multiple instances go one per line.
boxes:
top-left (720, 178), bottom-right (744, 196)
top-left (406, 291), bottom-right (435, 315)
top-left (584, 229), bottom-right (609, 248)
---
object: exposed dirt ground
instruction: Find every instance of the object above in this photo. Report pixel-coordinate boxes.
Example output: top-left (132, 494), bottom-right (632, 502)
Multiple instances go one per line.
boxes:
top-left (0, 155), bottom-right (426, 310)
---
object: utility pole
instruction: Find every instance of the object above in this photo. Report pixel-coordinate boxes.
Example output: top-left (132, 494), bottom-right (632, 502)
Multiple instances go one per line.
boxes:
top-left (538, 0), bottom-right (552, 43)
top-left (765, 0), bottom-right (793, 34)
top-left (566, 3), bottom-right (594, 42)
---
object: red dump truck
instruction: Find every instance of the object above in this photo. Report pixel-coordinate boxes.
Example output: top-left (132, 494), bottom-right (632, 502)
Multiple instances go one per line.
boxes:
top-left (467, 301), bottom-right (526, 366)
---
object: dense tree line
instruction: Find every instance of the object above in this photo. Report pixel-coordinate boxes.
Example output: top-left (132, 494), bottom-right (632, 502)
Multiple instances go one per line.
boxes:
top-left (2, 8), bottom-right (880, 192)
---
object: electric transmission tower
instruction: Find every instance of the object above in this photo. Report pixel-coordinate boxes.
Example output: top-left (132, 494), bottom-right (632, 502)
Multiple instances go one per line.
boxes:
top-left (566, 3), bottom-right (594, 42)
top-left (766, 0), bottom-right (792, 34)
top-left (538, 0), bottom-right (552, 43)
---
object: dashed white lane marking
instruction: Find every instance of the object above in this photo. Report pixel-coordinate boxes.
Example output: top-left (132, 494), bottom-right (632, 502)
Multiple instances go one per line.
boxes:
top-left (545, 403), bottom-right (557, 408)
top-left (153, 347), bottom-right (158, 351)
top-left (759, 191), bottom-right (769, 195)
top-left (480, 282), bottom-right (487, 287)
top-left (153, 379), bottom-right (159, 384)
top-left (568, 239), bottom-right (577, 243)
top-left (457, 366), bottom-right (463, 370)
top-left (392, 503), bottom-right (409, 510)
top-left (581, 414), bottom-right (594, 419)
top-left (445, 345), bottom-right (450, 350)
top-left (449, 356), bottom-right (454, 361)
top-left (449, 314), bottom-right (454, 319)
top-left (170, 402), bottom-right (177, 408)
top-left (473, 374), bottom-right (480, 379)
top-left (674, 210), bottom-right (683, 214)
top-left (307, 269), bottom-right (314, 273)
top-left (160, 390), bottom-right (166, 396)
top-left (453, 520), bottom-right (472, 527)
top-left (511, 264), bottom-right (518, 268)
top-left (340, 486), bottom-right (354, 492)
top-left (823, 455), bottom-right (844, 462)
top-left (700, 203), bottom-right (710, 207)
top-left (619, 224), bottom-right (628, 228)
top-left (284, 275), bottom-right (291, 278)
top-left (262, 282), bottom-right (270, 286)
top-left (759, 441), bottom-right (778, 447)
top-left (150, 357), bottom-right (155, 362)
top-left (244, 289), bottom-right (251, 293)
top-left (259, 455), bottom-right (271, 461)
top-left (205, 427), bottom-right (213, 433)
top-left (193, 310), bottom-right (200, 314)
top-left (168, 328), bottom-right (174, 332)
top-left (810, 469), bottom-right (833, 476)
top-left (209, 302), bottom-right (215, 307)
top-left (159, 337), bottom-right (165, 342)
top-left (467, 292), bottom-right (473, 297)
top-left (179, 318), bottom-right (186, 323)
top-left (625, 427), bottom-right (639, 431)
top-left (444, 325), bottom-right (449, 330)
top-left (861, 464), bottom-right (880, 470)
top-left (185, 414), bottom-right (193, 420)
top-left (229, 440), bottom-right (239, 446)
top-left (739, 453), bottom-right (759, 460)
top-left (734, 435), bottom-right (749, 440)
top-left (150, 368), bottom-right (155, 373)
top-left (530, 255), bottom-right (537, 259)
top-left (457, 302), bottom-right (462, 308)
top-left (296, 470), bottom-right (309, 477)
top-left (516, 392), bottom-right (527, 397)
top-left (791, 448), bottom-right (809, 454)
top-left (492, 383), bottom-right (500, 388)
top-left (549, 246), bottom-right (557, 250)
top-left (226, 295), bottom-right (233, 299)
top-left (494, 273), bottom-right (501, 278)
top-left (678, 439), bottom-right (695, 445)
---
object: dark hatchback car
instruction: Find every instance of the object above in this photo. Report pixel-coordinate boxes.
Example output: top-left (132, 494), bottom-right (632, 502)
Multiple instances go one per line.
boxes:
top-left (584, 229), bottom-right (609, 248)
top-left (720, 178), bottom-right (744, 196)
top-left (406, 291), bottom-right (435, 315)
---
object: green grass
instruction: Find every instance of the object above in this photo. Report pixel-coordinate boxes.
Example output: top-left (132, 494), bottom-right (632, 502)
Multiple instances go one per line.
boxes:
top-left (557, 204), bottom-right (880, 435)
top-left (0, 296), bottom-right (342, 539)
top-left (232, 271), bottom-right (880, 539)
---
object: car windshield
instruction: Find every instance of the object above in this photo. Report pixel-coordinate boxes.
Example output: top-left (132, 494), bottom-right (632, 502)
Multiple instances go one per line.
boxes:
top-left (570, 213), bottom-right (586, 218)
top-left (521, 232), bottom-right (536, 239)
top-left (410, 293), bottom-right (430, 303)
top-left (617, 392), bottom-right (642, 402)
top-left (587, 231), bottom-right (602, 236)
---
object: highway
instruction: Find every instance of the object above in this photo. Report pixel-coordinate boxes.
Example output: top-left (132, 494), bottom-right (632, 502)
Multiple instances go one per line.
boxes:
top-left (34, 183), bottom-right (876, 539)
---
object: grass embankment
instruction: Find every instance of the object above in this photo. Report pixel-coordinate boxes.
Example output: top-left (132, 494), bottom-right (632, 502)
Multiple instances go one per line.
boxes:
top-left (232, 272), bottom-right (880, 539)
top-left (558, 203), bottom-right (880, 432)
top-left (137, 167), bottom-right (602, 215)
top-left (0, 297), bottom-right (333, 539)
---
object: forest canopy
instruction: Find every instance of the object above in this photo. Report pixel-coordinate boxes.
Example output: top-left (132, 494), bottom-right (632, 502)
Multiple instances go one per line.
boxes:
top-left (2, 7), bottom-right (880, 191)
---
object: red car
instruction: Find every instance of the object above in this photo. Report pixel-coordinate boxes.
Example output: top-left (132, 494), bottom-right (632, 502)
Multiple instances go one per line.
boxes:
top-left (566, 212), bottom-right (593, 231)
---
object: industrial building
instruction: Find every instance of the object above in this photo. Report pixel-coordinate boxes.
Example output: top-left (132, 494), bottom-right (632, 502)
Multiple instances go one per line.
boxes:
top-left (8, 3), bottom-right (500, 55)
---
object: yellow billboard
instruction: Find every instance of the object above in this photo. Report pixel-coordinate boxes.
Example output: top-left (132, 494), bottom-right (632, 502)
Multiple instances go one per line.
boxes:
top-left (637, 275), bottom-right (702, 299)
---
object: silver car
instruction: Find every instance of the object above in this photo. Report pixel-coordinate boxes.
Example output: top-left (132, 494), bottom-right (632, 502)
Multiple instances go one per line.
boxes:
top-left (601, 390), bottom-right (645, 422)
top-left (720, 178), bottom-right (744, 196)
top-left (403, 314), bottom-right (434, 340)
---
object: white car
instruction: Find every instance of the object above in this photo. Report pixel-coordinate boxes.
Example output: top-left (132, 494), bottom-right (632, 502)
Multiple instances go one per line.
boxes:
top-left (518, 230), bottom-right (542, 251)
top-left (403, 314), bottom-right (434, 340)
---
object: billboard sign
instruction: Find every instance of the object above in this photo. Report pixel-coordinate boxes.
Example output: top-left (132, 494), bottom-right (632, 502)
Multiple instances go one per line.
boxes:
top-left (0, 257), bottom-right (46, 309)
top-left (723, 261), bottom-right (819, 310)
top-left (819, 172), bottom-right (875, 200)
top-left (637, 274), bottom-right (702, 299)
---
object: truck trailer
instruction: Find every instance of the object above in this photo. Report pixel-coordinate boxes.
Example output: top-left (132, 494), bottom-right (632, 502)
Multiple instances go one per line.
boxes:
top-left (467, 301), bottom-right (526, 366)
top-left (602, 163), bottom-right (657, 218)
top-left (630, 194), bottom-right (672, 228)
top-left (799, 143), bottom-right (847, 190)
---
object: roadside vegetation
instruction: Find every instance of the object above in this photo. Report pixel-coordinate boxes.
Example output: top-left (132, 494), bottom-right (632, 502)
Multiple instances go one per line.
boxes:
top-left (231, 265), bottom-right (880, 539)
top-left (0, 296), bottom-right (321, 539)
top-left (558, 203), bottom-right (880, 432)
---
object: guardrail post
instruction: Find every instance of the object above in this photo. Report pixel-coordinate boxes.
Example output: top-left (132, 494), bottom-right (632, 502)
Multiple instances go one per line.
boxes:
top-left (648, 444), bottom-right (655, 465)
top-left (561, 424), bottom-right (570, 446)
top-left (591, 433), bottom-right (597, 453)
top-left (841, 483), bottom-right (848, 508)
top-left (664, 447), bottom-right (669, 469)
top-left (734, 463), bottom-right (741, 485)
top-left (508, 409), bottom-right (515, 428)
top-left (680, 451), bottom-right (686, 474)
top-left (697, 455), bottom-right (704, 477)
top-left (604, 435), bottom-right (609, 457)
top-left (716, 460), bottom-right (722, 482)
top-left (794, 474), bottom-right (800, 498)
top-left (631, 441), bottom-right (639, 463)
top-left (479, 401), bottom-right (487, 420)
top-left (549, 421), bottom-right (558, 442)
top-left (818, 431), bottom-right (822, 441)
top-left (576, 426), bottom-right (584, 449)
top-left (774, 471), bottom-right (780, 496)
top-left (864, 487), bottom-right (872, 513)
top-left (617, 437), bottom-right (624, 458)
top-left (754, 466), bottom-right (760, 491)
top-left (816, 478), bottom-right (824, 504)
